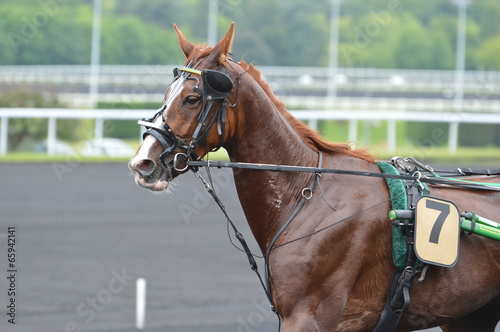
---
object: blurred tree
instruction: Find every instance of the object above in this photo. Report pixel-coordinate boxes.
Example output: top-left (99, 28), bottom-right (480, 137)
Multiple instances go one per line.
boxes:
top-left (469, 0), bottom-right (500, 40)
top-left (0, 1), bottom-right (184, 65)
top-left (429, 30), bottom-right (455, 70)
top-left (100, 15), bottom-right (183, 64)
top-left (231, 0), bottom-right (330, 66)
top-left (464, 19), bottom-right (482, 70)
top-left (394, 14), bottom-right (433, 69)
top-left (428, 16), bottom-right (455, 69)
top-left (0, 91), bottom-right (54, 151)
top-left (0, 0), bottom-right (499, 69)
top-left (475, 36), bottom-right (500, 70)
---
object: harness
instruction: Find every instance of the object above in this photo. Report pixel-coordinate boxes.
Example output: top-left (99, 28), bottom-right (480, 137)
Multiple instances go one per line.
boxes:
top-left (373, 160), bottom-right (428, 332)
top-left (183, 156), bottom-right (500, 332)
top-left (373, 157), bottom-right (500, 332)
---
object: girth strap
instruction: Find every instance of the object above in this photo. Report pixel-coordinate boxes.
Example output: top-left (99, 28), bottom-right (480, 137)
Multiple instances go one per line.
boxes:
top-left (373, 166), bottom-right (425, 332)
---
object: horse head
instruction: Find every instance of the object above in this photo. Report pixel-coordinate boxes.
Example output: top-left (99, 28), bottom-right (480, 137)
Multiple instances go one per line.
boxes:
top-left (129, 23), bottom-right (238, 191)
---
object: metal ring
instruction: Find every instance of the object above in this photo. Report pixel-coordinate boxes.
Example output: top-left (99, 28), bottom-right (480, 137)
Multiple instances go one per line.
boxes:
top-left (301, 188), bottom-right (313, 200)
top-left (412, 171), bottom-right (422, 181)
top-left (173, 153), bottom-right (189, 172)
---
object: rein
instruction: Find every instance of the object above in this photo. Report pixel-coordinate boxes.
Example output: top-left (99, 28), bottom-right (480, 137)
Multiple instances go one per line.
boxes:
top-left (182, 158), bottom-right (500, 192)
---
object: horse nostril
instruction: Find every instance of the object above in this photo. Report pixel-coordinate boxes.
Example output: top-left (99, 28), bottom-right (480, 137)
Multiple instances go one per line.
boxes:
top-left (134, 159), bottom-right (156, 177)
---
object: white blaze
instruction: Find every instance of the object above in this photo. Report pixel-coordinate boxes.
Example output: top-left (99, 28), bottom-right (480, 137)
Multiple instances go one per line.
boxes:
top-left (132, 77), bottom-right (186, 164)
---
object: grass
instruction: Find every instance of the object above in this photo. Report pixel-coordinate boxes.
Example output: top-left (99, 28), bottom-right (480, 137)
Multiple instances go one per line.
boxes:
top-left (2, 120), bottom-right (499, 165)
top-left (1, 145), bottom-right (498, 166)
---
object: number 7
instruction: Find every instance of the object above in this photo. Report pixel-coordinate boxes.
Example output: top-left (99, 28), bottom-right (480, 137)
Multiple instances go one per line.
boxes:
top-left (426, 200), bottom-right (450, 244)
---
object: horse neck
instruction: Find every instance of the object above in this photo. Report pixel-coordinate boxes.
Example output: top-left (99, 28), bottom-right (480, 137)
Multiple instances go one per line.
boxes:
top-left (224, 79), bottom-right (319, 252)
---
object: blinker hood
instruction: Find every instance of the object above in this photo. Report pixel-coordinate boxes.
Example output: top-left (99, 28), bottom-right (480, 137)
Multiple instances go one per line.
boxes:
top-left (177, 66), bottom-right (233, 100)
top-left (201, 69), bottom-right (233, 101)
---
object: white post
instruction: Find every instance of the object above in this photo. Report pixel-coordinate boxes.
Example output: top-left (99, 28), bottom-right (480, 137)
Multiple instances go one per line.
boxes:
top-left (47, 117), bottom-right (57, 155)
top-left (89, 0), bottom-right (102, 108)
top-left (308, 118), bottom-right (318, 131)
top-left (387, 119), bottom-right (396, 153)
top-left (208, 0), bottom-right (218, 46)
top-left (95, 118), bottom-right (104, 141)
top-left (136, 278), bottom-right (146, 330)
top-left (327, 0), bottom-right (343, 101)
top-left (448, 121), bottom-right (459, 154)
top-left (348, 119), bottom-right (358, 143)
top-left (451, 0), bottom-right (471, 112)
top-left (0, 117), bottom-right (8, 156)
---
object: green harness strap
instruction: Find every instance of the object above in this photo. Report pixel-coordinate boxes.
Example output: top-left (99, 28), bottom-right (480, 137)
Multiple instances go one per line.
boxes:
top-left (377, 162), bottom-right (408, 270)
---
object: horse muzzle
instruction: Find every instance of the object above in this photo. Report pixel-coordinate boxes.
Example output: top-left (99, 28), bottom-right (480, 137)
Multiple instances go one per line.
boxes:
top-left (129, 155), bottom-right (174, 192)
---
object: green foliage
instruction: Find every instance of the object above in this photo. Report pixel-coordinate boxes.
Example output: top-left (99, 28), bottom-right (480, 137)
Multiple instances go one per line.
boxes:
top-left (459, 123), bottom-right (500, 147)
top-left (476, 36), bottom-right (500, 70)
top-left (0, 90), bottom-right (91, 150)
top-left (394, 15), bottom-right (433, 69)
top-left (97, 101), bottom-right (160, 109)
top-left (0, 2), bottom-right (92, 64)
top-left (97, 101), bottom-right (158, 139)
top-left (0, 0), bottom-right (499, 69)
top-left (0, 0), bottom-right (184, 65)
top-left (100, 15), bottom-right (183, 64)
top-left (407, 122), bottom-right (449, 148)
top-left (318, 120), bottom-right (349, 143)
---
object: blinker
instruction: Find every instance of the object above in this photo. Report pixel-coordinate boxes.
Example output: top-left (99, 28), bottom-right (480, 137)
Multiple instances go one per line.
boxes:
top-left (202, 69), bottom-right (233, 95)
top-left (178, 66), bottom-right (233, 97)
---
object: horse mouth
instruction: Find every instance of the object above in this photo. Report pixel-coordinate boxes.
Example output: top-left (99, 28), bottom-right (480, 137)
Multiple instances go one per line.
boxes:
top-left (133, 164), bottom-right (171, 191)
top-left (130, 154), bottom-right (190, 192)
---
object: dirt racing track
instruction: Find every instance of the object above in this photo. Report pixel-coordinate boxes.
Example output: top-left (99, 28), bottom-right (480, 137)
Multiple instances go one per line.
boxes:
top-left (0, 163), bottom-right (495, 332)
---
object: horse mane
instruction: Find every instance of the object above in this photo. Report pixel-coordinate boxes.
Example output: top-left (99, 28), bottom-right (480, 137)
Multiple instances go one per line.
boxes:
top-left (185, 45), bottom-right (375, 163)
top-left (236, 61), bottom-right (375, 164)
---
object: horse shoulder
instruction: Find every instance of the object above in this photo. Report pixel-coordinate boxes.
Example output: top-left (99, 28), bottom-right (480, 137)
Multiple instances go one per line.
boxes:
top-left (273, 156), bottom-right (395, 329)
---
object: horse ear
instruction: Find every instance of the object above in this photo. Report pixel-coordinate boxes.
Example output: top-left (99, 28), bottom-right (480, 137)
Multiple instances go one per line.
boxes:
top-left (173, 23), bottom-right (195, 58)
top-left (208, 22), bottom-right (235, 64)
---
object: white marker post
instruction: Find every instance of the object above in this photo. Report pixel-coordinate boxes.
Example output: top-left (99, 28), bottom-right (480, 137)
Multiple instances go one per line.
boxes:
top-left (136, 278), bottom-right (146, 330)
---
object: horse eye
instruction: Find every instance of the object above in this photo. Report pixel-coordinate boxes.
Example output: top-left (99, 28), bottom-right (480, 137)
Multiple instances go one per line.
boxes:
top-left (184, 95), bottom-right (200, 106)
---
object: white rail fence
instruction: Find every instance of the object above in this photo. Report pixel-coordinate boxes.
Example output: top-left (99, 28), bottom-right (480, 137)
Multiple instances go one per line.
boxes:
top-left (2, 65), bottom-right (499, 91)
top-left (1, 108), bottom-right (500, 156)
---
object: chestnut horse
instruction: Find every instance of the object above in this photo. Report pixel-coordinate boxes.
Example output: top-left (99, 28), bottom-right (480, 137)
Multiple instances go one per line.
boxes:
top-left (129, 24), bottom-right (500, 332)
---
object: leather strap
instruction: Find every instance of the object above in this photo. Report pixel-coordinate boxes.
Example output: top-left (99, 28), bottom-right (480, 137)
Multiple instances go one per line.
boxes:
top-left (264, 152), bottom-right (323, 312)
top-left (457, 168), bottom-right (500, 176)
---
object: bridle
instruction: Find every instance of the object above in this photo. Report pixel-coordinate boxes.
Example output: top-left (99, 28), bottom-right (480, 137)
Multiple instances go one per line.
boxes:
top-left (137, 59), bottom-right (233, 170)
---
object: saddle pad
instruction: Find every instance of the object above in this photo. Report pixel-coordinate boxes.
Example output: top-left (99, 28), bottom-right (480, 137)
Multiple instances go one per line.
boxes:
top-left (377, 162), bottom-right (408, 270)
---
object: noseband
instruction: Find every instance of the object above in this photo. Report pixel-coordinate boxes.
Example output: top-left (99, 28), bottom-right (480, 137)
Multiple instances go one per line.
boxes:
top-left (137, 62), bottom-right (233, 170)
